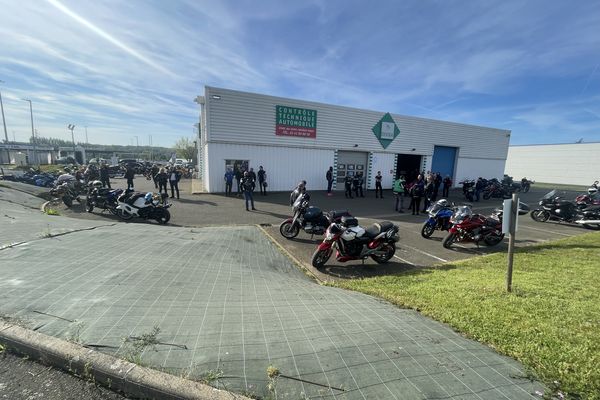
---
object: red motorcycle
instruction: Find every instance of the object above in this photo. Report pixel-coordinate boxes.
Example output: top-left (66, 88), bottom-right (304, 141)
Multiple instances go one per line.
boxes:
top-left (442, 206), bottom-right (504, 248)
top-left (311, 216), bottom-right (399, 269)
top-left (575, 187), bottom-right (600, 209)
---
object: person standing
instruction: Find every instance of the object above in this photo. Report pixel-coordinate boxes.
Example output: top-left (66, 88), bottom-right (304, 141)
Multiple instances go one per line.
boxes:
top-left (169, 167), bottom-right (181, 199)
top-left (326, 166), bottom-right (334, 196)
top-left (442, 175), bottom-right (452, 198)
top-left (248, 168), bottom-right (257, 192)
top-left (150, 164), bottom-right (159, 189)
top-left (99, 163), bottom-right (111, 189)
top-left (354, 172), bottom-right (364, 197)
top-left (375, 171), bottom-right (383, 198)
top-left (224, 168), bottom-right (234, 196)
top-left (411, 175), bottom-right (425, 215)
top-left (257, 166), bottom-right (267, 195)
top-left (234, 167), bottom-right (243, 197)
top-left (475, 177), bottom-right (484, 202)
top-left (423, 177), bottom-right (435, 212)
top-left (393, 175), bottom-right (405, 212)
top-left (241, 171), bottom-right (256, 211)
top-left (124, 165), bottom-right (135, 190)
top-left (156, 167), bottom-right (168, 195)
top-left (433, 172), bottom-right (442, 201)
top-left (344, 174), bottom-right (353, 198)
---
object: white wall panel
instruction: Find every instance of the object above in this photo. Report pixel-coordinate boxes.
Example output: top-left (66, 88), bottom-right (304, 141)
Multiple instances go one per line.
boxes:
top-left (368, 153), bottom-right (396, 189)
top-left (204, 87), bottom-right (510, 159)
top-left (455, 157), bottom-right (506, 183)
top-left (505, 143), bottom-right (600, 186)
top-left (206, 143), bottom-right (334, 192)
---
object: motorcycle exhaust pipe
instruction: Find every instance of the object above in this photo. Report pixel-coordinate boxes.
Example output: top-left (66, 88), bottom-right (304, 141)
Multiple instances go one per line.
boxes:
top-left (575, 219), bottom-right (600, 224)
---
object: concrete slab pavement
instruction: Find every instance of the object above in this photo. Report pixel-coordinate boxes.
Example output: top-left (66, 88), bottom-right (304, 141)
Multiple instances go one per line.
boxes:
top-left (0, 185), bottom-right (546, 399)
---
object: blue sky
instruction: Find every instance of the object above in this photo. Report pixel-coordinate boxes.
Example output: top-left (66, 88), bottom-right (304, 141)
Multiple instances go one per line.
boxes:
top-left (0, 0), bottom-right (599, 147)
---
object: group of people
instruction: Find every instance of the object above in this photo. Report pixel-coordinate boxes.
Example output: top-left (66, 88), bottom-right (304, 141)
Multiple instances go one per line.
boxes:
top-left (224, 166), bottom-right (268, 211)
top-left (391, 172), bottom-right (452, 215)
top-left (149, 164), bottom-right (182, 199)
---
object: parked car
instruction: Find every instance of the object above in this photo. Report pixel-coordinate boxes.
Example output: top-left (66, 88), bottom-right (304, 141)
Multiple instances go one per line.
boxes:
top-left (55, 156), bottom-right (77, 165)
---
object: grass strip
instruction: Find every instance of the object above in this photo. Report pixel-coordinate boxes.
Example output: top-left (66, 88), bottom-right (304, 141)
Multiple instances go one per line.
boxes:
top-left (333, 232), bottom-right (600, 399)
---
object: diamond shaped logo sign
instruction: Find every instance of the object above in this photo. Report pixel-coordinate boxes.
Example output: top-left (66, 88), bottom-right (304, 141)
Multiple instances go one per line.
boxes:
top-left (372, 113), bottom-right (400, 149)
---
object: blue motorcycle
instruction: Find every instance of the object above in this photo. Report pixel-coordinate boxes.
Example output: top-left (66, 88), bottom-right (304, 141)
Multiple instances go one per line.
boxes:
top-left (421, 199), bottom-right (455, 238)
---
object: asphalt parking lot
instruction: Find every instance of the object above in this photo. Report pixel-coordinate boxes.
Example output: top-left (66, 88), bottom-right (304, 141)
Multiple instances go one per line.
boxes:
top-left (46, 177), bottom-right (590, 281)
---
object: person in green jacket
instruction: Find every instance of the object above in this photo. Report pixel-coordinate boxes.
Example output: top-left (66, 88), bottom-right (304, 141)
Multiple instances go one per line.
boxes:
top-left (393, 175), bottom-right (406, 213)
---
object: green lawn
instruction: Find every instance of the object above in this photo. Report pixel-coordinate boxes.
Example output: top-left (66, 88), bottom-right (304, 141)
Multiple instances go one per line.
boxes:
top-left (333, 232), bottom-right (600, 399)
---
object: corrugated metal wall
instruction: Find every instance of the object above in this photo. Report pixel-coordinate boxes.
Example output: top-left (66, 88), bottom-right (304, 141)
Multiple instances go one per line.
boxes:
top-left (206, 143), bottom-right (334, 192)
top-left (505, 143), bottom-right (600, 186)
top-left (204, 86), bottom-right (510, 159)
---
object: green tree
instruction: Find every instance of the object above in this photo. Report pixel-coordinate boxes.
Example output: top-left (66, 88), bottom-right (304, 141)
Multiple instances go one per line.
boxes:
top-left (173, 137), bottom-right (196, 161)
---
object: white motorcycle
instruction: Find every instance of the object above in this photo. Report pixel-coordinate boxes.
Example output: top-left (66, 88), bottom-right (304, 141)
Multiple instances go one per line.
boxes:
top-left (115, 191), bottom-right (171, 224)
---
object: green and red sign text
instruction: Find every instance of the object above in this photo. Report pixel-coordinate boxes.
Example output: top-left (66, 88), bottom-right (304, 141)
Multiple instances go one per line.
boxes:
top-left (276, 105), bottom-right (317, 138)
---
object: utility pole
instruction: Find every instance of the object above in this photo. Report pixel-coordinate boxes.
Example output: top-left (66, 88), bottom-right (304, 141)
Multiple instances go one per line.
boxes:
top-left (84, 126), bottom-right (89, 145)
top-left (149, 135), bottom-right (153, 161)
top-left (0, 81), bottom-right (10, 163)
top-left (134, 135), bottom-right (139, 147)
top-left (22, 99), bottom-right (38, 167)
top-left (68, 124), bottom-right (76, 161)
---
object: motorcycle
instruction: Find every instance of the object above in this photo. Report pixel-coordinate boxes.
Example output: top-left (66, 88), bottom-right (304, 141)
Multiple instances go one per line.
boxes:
top-left (115, 191), bottom-right (171, 224)
top-left (279, 193), bottom-right (351, 238)
top-left (311, 216), bottom-right (399, 269)
top-left (575, 187), bottom-right (600, 209)
top-left (85, 181), bottom-right (123, 214)
top-left (459, 179), bottom-right (475, 202)
top-left (49, 181), bottom-right (81, 208)
top-left (442, 206), bottom-right (505, 248)
top-left (531, 190), bottom-right (600, 230)
top-left (520, 178), bottom-right (534, 193)
top-left (483, 181), bottom-right (509, 200)
top-left (421, 199), bottom-right (455, 238)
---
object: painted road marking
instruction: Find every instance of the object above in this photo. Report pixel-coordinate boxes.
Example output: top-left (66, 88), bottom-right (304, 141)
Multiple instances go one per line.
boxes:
top-left (393, 255), bottom-right (415, 266)
top-left (400, 243), bottom-right (448, 263)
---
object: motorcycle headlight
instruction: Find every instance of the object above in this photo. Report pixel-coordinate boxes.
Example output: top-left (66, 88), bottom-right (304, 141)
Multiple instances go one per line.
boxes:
top-left (325, 231), bottom-right (335, 241)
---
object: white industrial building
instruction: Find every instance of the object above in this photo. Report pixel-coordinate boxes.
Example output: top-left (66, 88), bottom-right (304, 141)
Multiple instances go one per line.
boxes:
top-left (195, 86), bottom-right (511, 192)
top-left (505, 142), bottom-right (600, 186)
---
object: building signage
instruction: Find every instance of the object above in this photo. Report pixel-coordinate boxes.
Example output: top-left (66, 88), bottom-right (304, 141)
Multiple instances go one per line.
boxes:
top-left (276, 105), bottom-right (317, 138)
top-left (372, 113), bottom-right (400, 149)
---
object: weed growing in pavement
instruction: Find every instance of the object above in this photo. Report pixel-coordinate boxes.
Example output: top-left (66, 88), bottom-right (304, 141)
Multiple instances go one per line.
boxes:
top-left (0, 344), bottom-right (5, 353)
top-left (45, 208), bottom-right (60, 216)
top-left (266, 365), bottom-right (280, 399)
top-left (121, 325), bottom-right (161, 365)
top-left (198, 368), bottom-right (224, 385)
top-left (65, 320), bottom-right (85, 344)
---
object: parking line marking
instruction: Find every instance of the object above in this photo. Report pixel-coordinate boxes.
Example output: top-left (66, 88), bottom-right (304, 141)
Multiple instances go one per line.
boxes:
top-left (520, 225), bottom-right (573, 237)
top-left (393, 255), bottom-right (415, 266)
top-left (400, 243), bottom-right (448, 263)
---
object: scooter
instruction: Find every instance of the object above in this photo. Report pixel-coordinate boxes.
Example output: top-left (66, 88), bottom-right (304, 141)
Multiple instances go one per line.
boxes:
top-left (311, 216), bottom-right (399, 269)
top-left (116, 191), bottom-right (171, 224)
top-left (279, 193), bottom-right (351, 238)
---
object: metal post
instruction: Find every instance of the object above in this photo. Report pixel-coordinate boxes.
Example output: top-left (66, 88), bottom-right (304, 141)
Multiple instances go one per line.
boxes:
top-left (84, 126), bottom-right (89, 145)
top-left (68, 124), bottom-right (76, 161)
top-left (0, 86), bottom-right (10, 163)
top-left (24, 100), bottom-right (38, 167)
top-left (506, 192), bottom-right (519, 292)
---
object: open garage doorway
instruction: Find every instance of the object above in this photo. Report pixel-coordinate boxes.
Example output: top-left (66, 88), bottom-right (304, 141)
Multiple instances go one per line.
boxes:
top-left (396, 154), bottom-right (422, 182)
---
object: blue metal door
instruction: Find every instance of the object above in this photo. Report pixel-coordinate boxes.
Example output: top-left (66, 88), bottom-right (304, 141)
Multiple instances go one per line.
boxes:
top-left (431, 146), bottom-right (457, 178)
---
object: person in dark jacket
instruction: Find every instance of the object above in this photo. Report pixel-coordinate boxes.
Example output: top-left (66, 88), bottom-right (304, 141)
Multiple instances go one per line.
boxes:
top-left (169, 167), bottom-right (182, 199)
top-left (344, 175), bottom-right (353, 198)
top-left (353, 172), bottom-right (364, 198)
top-left (156, 167), bottom-right (168, 195)
top-left (224, 168), bottom-right (234, 196)
top-left (411, 175), bottom-right (425, 215)
top-left (241, 171), bottom-right (256, 211)
top-left (99, 163), bottom-right (111, 189)
top-left (234, 168), bottom-right (243, 197)
top-left (423, 177), bottom-right (435, 212)
top-left (442, 176), bottom-right (452, 198)
top-left (257, 166), bottom-right (267, 195)
top-left (326, 167), bottom-right (334, 196)
top-left (248, 168), bottom-right (257, 192)
top-left (433, 172), bottom-right (442, 201)
top-left (475, 177), bottom-right (484, 202)
top-left (150, 164), bottom-right (159, 189)
top-left (375, 171), bottom-right (383, 199)
top-left (124, 165), bottom-right (135, 190)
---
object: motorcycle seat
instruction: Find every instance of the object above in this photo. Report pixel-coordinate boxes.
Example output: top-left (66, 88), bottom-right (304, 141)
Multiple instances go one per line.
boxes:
top-left (485, 218), bottom-right (500, 227)
top-left (327, 210), bottom-right (351, 221)
top-left (124, 193), bottom-right (145, 205)
top-left (364, 221), bottom-right (394, 238)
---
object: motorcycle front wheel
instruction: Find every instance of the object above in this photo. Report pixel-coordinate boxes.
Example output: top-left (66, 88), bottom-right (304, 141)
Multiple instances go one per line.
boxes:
top-left (279, 221), bottom-right (300, 239)
top-left (311, 248), bottom-right (332, 269)
top-left (523, 185), bottom-right (530, 193)
top-left (155, 209), bottom-right (171, 225)
top-left (420, 222), bottom-right (436, 238)
top-left (117, 209), bottom-right (134, 220)
top-left (442, 233), bottom-right (457, 249)
top-left (371, 243), bottom-right (396, 264)
top-left (85, 200), bottom-right (94, 213)
top-left (531, 209), bottom-right (550, 222)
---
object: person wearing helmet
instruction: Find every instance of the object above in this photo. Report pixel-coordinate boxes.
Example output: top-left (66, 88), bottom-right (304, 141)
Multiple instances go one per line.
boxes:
top-left (91, 180), bottom-right (103, 189)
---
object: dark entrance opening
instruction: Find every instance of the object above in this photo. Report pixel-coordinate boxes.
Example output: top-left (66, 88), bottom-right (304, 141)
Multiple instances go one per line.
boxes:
top-left (396, 154), bottom-right (421, 182)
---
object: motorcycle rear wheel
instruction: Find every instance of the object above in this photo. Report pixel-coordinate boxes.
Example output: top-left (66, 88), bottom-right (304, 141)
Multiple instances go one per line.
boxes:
top-left (280, 221), bottom-right (300, 239)
top-left (155, 209), bottom-right (171, 225)
top-left (85, 201), bottom-right (94, 213)
top-left (371, 243), bottom-right (396, 264)
top-left (420, 222), bottom-right (436, 238)
top-left (484, 234), bottom-right (505, 246)
top-left (582, 223), bottom-right (600, 230)
top-left (117, 209), bottom-right (134, 220)
top-left (442, 233), bottom-right (457, 249)
top-left (523, 186), bottom-right (530, 193)
top-left (311, 248), bottom-right (332, 269)
top-left (531, 209), bottom-right (550, 222)
top-left (62, 196), bottom-right (73, 208)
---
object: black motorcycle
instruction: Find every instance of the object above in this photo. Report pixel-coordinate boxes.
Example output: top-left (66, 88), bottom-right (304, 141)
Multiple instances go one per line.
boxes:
top-left (531, 190), bottom-right (600, 230)
top-left (85, 182), bottom-right (123, 214)
top-left (280, 193), bottom-right (351, 238)
top-left (520, 178), bottom-right (534, 193)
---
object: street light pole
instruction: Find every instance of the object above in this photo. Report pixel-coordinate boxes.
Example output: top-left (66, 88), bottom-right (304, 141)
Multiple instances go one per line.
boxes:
top-left (0, 81), bottom-right (10, 164)
top-left (23, 99), bottom-right (38, 167)
top-left (84, 126), bottom-right (89, 145)
top-left (68, 124), bottom-right (76, 161)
